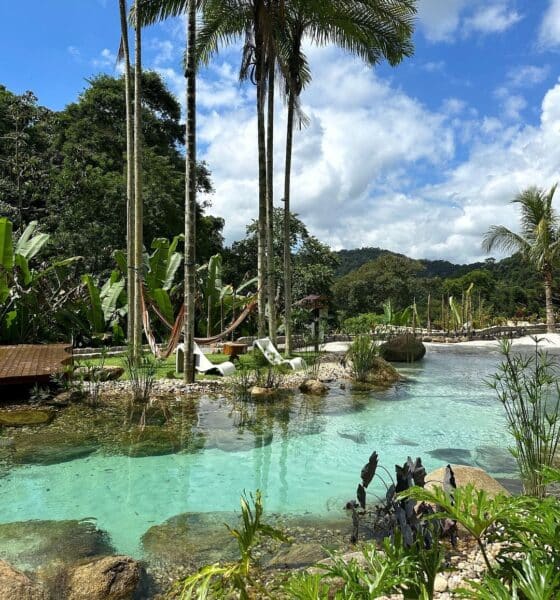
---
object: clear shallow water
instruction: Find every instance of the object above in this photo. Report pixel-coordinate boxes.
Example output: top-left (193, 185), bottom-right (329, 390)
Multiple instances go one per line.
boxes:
top-left (0, 346), bottom-right (517, 557)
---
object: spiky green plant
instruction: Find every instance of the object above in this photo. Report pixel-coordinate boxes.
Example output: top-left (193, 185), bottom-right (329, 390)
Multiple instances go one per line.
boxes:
top-left (176, 490), bottom-right (287, 599)
top-left (487, 338), bottom-right (560, 498)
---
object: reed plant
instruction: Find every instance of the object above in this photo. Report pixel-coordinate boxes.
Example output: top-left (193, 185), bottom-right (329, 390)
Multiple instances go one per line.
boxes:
top-left (488, 338), bottom-right (560, 498)
top-left (125, 351), bottom-right (158, 405)
top-left (346, 335), bottom-right (378, 382)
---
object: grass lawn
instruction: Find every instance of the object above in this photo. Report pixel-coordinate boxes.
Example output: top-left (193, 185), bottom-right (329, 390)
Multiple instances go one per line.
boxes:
top-left (76, 348), bottom-right (322, 381)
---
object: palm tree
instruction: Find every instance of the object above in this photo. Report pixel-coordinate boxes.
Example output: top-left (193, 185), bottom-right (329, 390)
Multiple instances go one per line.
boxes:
top-left (198, 0), bottom-right (278, 339)
top-left (483, 185), bottom-right (560, 333)
top-left (132, 2), bottom-right (144, 361)
top-left (117, 0), bottom-right (136, 350)
top-left (278, 0), bottom-right (416, 354)
top-left (134, 0), bottom-right (202, 382)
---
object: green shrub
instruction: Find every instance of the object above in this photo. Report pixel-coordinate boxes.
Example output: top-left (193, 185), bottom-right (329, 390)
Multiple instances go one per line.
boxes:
top-left (342, 313), bottom-right (379, 335)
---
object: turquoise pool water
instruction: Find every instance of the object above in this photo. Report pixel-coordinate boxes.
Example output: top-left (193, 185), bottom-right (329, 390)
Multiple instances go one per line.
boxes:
top-left (0, 346), bottom-right (517, 557)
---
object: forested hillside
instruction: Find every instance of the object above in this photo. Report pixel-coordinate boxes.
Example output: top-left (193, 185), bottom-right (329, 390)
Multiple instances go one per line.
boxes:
top-left (333, 247), bottom-right (545, 325)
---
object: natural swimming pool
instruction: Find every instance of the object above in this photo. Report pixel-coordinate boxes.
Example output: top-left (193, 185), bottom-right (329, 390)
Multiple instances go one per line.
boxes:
top-left (0, 345), bottom-right (519, 562)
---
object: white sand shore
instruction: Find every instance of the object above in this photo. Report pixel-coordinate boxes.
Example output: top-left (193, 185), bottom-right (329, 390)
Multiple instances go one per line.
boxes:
top-left (323, 334), bottom-right (560, 353)
top-left (428, 333), bottom-right (560, 349)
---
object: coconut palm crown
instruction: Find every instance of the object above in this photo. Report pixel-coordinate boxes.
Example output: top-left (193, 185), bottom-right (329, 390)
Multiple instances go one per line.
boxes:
top-left (482, 184), bottom-right (560, 333)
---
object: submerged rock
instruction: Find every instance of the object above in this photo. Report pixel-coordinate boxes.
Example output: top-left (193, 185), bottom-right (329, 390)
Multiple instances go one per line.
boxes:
top-left (299, 379), bottom-right (329, 396)
top-left (123, 426), bottom-right (181, 458)
top-left (426, 465), bottom-right (510, 497)
top-left (250, 387), bottom-right (282, 401)
top-left (428, 448), bottom-right (472, 466)
top-left (268, 542), bottom-right (327, 569)
top-left (0, 520), bottom-right (114, 571)
top-left (380, 334), bottom-right (426, 363)
top-left (0, 409), bottom-right (55, 427)
top-left (12, 431), bottom-right (98, 466)
top-left (142, 512), bottom-right (239, 567)
top-left (474, 445), bottom-right (517, 474)
top-left (65, 555), bottom-right (140, 600)
top-left (0, 559), bottom-right (46, 600)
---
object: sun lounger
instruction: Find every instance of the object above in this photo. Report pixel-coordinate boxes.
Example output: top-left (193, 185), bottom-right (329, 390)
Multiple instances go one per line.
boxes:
top-left (176, 342), bottom-right (236, 376)
top-left (253, 337), bottom-right (305, 370)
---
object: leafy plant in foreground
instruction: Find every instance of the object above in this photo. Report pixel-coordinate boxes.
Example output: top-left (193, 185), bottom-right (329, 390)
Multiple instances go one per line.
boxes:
top-left (175, 491), bottom-right (287, 599)
top-left (487, 338), bottom-right (560, 498)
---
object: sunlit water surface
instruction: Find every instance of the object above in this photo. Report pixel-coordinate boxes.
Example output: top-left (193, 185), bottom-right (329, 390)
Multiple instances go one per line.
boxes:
top-left (0, 346), bottom-right (522, 556)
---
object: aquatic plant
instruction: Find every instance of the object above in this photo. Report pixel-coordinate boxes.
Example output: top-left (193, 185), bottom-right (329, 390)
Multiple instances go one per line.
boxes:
top-left (125, 351), bottom-right (158, 406)
top-left (346, 335), bottom-right (378, 382)
top-left (72, 348), bottom-right (108, 407)
top-left (487, 338), bottom-right (560, 498)
top-left (175, 490), bottom-right (287, 600)
top-left (231, 364), bottom-right (258, 400)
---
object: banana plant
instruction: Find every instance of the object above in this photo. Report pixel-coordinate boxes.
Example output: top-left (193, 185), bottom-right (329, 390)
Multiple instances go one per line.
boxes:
top-left (0, 218), bottom-right (82, 342)
top-left (198, 253), bottom-right (257, 337)
top-left (115, 234), bottom-right (184, 325)
top-left (81, 271), bottom-right (126, 339)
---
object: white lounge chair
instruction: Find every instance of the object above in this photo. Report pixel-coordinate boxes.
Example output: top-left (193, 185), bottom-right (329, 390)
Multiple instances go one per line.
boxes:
top-left (176, 342), bottom-right (236, 376)
top-left (253, 337), bottom-right (305, 370)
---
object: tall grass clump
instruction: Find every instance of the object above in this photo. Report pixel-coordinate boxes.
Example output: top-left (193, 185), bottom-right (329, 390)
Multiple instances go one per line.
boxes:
top-left (346, 335), bottom-right (378, 382)
top-left (488, 338), bottom-right (560, 498)
top-left (125, 351), bottom-right (158, 405)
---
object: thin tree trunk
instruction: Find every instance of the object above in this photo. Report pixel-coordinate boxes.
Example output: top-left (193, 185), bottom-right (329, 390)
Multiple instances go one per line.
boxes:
top-left (283, 90), bottom-right (294, 356)
top-left (183, 1), bottom-right (197, 383)
top-left (266, 53), bottom-right (277, 344)
top-left (133, 12), bottom-right (143, 362)
top-left (427, 293), bottom-right (431, 334)
top-left (544, 269), bottom-right (555, 333)
top-left (119, 0), bottom-right (135, 348)
top-left (255, 2), bottom-right (267, 339)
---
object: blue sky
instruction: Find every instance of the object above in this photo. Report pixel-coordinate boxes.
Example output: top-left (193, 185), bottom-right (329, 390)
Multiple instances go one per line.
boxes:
top-left (1, 1), bottom-right (560, 262)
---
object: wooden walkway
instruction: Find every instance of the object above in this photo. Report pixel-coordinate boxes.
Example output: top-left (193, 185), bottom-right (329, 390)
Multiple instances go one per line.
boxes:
top-left (0, 344), bottom-right (72, 386)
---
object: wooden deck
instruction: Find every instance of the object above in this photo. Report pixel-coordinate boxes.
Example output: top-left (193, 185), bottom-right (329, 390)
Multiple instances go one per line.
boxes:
top-left (0, 344), bottom-right (73, 386)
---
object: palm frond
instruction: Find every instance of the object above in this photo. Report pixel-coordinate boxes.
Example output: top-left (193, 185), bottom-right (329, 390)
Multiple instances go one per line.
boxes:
top-left (482, 226), bottom-right (528, 256)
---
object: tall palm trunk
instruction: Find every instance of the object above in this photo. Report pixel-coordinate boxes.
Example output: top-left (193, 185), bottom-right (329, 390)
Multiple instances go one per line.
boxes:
top-left (266, 55), bottom-right (277, 344)
top-left (118, 0), bottom-right (135, 347)
top-left (255, 2), bottom-right (267, 338)
top-left (183, 1), bottom-right (197, 383)
top-left (544, 269), bottom-right (555, 333)
top-left (283, 90), bottom-right (294, 356)
top-left (133, 14), bottom-right (143, 361)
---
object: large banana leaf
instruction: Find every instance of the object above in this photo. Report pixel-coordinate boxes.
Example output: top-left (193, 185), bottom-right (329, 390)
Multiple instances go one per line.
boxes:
top-left (14, 254), bottom-right (31, 286)
top-left (151, 288), bottom-right (174, 324)
top-left (0, 218), bottom-right (14, 304)
top-left (100, 271), bottom-right (126, 324)
top-left (15, 221), bottom-right (50, 260)
top-left (82, 274), bottom-right (105, 334)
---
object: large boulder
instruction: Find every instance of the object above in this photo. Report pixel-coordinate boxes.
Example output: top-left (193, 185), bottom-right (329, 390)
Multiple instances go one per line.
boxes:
top-left (361, 357), bottom-right (400, 387)
top-left (426, 465), bottom-right (510, 497)
top-left (65, 556), bottom-right (140, 600)
top-left (0, 520), bottom-right (114, 571)
top-left (142, 512), bottom-right (239, 567)
top-left (380, 334), bottom-right (426, 363)
top-left (0, 410), bottom-right (55, 427)
top-left (0, 560), bottom-right (46, 600)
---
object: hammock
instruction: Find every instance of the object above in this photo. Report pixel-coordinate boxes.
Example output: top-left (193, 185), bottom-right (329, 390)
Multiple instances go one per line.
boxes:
top-left (141, 287), bottom-right (256, 359)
